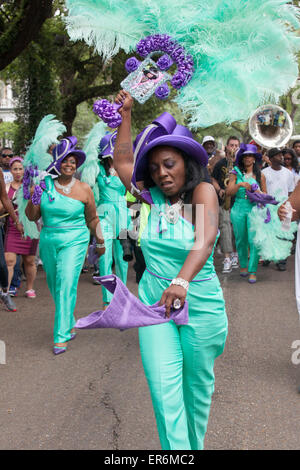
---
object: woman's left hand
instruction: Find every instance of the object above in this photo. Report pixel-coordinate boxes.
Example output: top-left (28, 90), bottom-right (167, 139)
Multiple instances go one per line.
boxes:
top-left (159, 285), bottom-right (187, 318)
top-left (15, 221), bottom-right (24, 236)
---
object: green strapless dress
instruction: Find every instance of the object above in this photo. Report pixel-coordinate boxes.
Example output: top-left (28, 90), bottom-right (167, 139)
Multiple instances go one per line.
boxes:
top-left (39, 176), bottom-right (90, 343)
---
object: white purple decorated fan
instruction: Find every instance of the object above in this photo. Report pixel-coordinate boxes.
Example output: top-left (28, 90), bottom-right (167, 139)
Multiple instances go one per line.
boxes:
top-left (93, 34), bottom-right (194, 128)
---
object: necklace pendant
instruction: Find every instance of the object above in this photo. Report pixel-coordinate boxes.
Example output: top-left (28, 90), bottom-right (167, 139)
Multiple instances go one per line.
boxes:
top-left (54, 177), bottom-right (76, 194)
top-left (164, 199), bottom-right (183, 224)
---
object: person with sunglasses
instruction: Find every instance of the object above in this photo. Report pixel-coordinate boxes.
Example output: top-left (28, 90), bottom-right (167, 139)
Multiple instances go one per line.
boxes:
top-left (282, 148), bottom-right (300, 187)
top-left (0, 147), bottom-right (14, 184)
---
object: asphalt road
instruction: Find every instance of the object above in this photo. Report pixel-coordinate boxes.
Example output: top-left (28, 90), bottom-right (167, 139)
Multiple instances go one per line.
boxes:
top-left (0, 254), bottom-right (299, 450)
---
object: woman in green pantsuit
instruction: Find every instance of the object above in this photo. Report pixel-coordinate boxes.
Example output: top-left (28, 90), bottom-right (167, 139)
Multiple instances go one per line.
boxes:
top-left (226, 143), bottom-right (266, 283)
top-left (112, 91), bottom-right (228, 450)
top-left (95, 132), bottom-right (131, 307)
top-left (26, 137), bottom-right (105, 355)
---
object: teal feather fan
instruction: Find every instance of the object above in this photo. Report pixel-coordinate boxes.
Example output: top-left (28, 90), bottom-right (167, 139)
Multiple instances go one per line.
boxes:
top-left (80, 121), bottom-right (108, 204)
top-left (16, 115), bottom-right (66, 239)
top-left (249, 200), bottom-right (297, 262)
top-left (22, 114), bottom-right (66, 170)
top-left (65, 0), bottom-right (300, 129)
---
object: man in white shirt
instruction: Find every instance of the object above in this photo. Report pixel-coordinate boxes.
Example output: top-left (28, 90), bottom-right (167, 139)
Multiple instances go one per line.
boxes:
top-left (262, 147), bottom-right (295, 198)
top-left (262, 147), bottom-right (295, 271)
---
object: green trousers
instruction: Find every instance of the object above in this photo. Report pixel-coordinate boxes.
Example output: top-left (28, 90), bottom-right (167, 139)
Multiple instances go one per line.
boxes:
top-left (40, 226), bottom-right (89, 343)
top-left (98, 216), bottom-right (128, 305)
top-left (230, 199), bottom-right (259, 273)
top-left (138, 273), bottom-right (227, 450)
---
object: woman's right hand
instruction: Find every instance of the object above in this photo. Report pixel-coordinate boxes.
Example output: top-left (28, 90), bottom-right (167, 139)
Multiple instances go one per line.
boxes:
top-left (278, 201), bottom-right (295, 221)
top-left (115, 90), bottom-right (134, 116)
top-left (239, 182), bottom-right (252, 191)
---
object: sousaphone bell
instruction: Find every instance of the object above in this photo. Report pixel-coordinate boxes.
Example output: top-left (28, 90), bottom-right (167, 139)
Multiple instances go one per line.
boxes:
top-left (248, 104), bottom-right (293, 149)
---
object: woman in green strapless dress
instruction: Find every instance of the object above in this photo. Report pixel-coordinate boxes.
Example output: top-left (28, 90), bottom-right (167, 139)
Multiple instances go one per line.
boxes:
top-left (26, 137), bottom-right (105, 355)
top-left (111, 91), bottom-right (228, 450)
top-left (96, 160), bottom-right (130, 306)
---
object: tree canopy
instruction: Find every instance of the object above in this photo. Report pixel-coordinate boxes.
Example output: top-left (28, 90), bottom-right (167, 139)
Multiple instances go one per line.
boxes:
top-left (0, 0), bottom-right (300, 151)
top-left (0, 0), bottom-right (53, 71)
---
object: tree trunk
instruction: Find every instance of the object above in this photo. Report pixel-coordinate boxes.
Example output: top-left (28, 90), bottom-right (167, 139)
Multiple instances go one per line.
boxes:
top-left (0, 0), bottom-right (53, 71)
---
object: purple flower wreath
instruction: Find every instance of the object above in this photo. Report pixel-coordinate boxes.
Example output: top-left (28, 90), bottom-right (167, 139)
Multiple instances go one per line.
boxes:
top-left (93, 34), bottom-right (194, 128)
top-left (135, 34), bottom-right (194, 89)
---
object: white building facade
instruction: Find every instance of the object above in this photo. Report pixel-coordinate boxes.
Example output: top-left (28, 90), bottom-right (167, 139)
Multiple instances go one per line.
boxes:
top-left (0, 81), bottom-right (16, 122)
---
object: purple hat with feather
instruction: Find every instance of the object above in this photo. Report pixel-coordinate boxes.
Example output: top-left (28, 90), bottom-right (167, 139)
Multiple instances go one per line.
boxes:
top-left (131, 112), bottom-right (208, 188)
top-left (235, 143), bottom-right (262, 166)
top-left (46, 136), bottom-right (86, 176)
top-left (98, 131), bottom-right (117, 159)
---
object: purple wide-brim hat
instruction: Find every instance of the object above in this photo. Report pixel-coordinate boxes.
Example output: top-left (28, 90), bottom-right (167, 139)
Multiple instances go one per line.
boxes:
top-left (46, 136), bottom-right (86, 176)
top-left (235, 143), bottom-right (262, 166)
top-left (98, 131), bottom-right (117, 159)
top-left (132, 112), bottom-right (208, 187)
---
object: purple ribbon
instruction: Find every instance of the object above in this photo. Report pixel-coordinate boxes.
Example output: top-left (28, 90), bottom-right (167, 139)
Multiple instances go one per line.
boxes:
top-left (246, 191), bottom-right (278, 224)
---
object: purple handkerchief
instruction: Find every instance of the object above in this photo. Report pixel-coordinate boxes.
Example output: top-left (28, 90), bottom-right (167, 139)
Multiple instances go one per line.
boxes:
top-left (75, 275), bottom-right (189, 330)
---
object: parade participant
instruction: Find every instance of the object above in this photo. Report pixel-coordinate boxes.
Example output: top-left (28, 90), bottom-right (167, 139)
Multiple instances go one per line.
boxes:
top-left (25, 137), bottom-right (105, 355)
top-left (211, 136), bottom-right (240, 273)
top-left (262, 147), bottom-right (295, 271)
top-left (278, 184), bottom-right (300, 319)
top-left (95, 132), bottom-right (131, 307)
top-left (1, 157), bottom-right (38, 297)
top-left (292, 140), bottom-right (300, 166)
top-left (282, 148), bottom-right (300, 187)
top-left (0, 147), bottom-right (14, 184)
top-left (112, 90), bottom-right (227, 450)
top-left (226, 143), bottom-right (266, 283)
top-left (202, 135), bottom-right (216, 158)
top-left (80, 123), bottom-right (131, 301)
top-left (0, 167), bottom-right (23, 311)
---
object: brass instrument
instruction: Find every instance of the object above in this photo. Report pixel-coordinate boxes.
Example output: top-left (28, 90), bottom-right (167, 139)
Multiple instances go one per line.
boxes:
top-left (222, 148), bottom-right (235, 210)
top-left (248, 104), bottom-right (293, 149)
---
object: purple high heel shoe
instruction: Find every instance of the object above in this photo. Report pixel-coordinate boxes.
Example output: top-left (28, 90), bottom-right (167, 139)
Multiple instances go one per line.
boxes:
top-left (53, 346), bottom-right (67, 355)
top-left (248, 275), bottom-right (257, 284)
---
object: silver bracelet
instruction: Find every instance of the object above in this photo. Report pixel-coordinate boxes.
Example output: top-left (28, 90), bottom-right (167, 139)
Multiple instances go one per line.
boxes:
top-left (170, 277), bottom-right (189, 291)
top-left (96, 242), bottom-right (105, 249)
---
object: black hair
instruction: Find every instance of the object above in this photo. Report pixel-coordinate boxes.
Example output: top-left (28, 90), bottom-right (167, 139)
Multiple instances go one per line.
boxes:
top-left (226, 135), bottom-right (240, 146)
top-left (143, 147), bottom-right (211, 204)
top-left (142, 66), bottom-right (159, 79)
top-left (282, 148), bottom-right (299, 173)
top-left (237, 155), bottom-right (261, 186)
top-left (100, 157), bottom-right (113, 176)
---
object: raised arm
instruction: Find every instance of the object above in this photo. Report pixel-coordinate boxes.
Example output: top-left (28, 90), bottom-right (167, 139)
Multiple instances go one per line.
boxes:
top-left (113, 91), bottom-right (135, 192)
